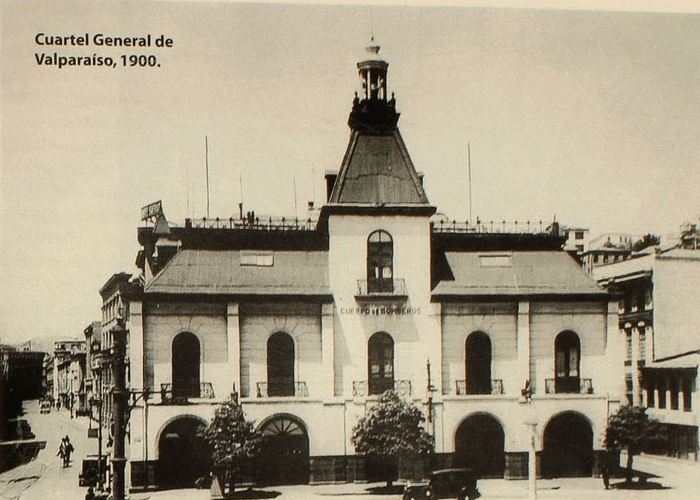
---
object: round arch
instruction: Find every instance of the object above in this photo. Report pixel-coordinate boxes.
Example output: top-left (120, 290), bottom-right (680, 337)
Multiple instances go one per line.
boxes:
top-left (454, 412), bottom-right (505, 478)
top-left (541, 411), bottom-right (594, 477)
top-left (465, 331), bottom-right (492, 394)
top-left (256, 413), bottom-right (309, 485)
top-left (156, 414), bottom-right (211, 489)
top-left (368, 331), bottom-right (394, 395)
top-left (171, 331), bottom-right (201, 397)
top-left (267, 331), bottom-right (295, 396)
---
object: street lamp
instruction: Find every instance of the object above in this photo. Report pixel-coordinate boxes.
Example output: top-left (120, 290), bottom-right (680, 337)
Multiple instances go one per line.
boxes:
top-left (520, 381), bottom-right (537, 500)
top-left (111, 318), bottom-right (128, 500)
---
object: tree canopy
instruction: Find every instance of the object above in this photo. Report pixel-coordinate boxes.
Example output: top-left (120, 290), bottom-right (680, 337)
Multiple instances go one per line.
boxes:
top-left (604, 405), bottom-right (665, 482)
top-left (201, 397), bottom-right (263, 468)
top-left (352, 390), bottom-right (433, 458)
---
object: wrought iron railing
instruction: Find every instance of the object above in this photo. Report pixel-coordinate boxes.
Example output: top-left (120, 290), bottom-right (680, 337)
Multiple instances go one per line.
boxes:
top-left (352, 379), bottom-right (412, 398)
top-left (255, 381), bottom-right (309, 398)
top-left (455, 379), bottom-right (504, 395)
top-left (185, 216), bottom-right (317, 231)
top-left (544, 378), bottom-right (593, 394)
top-left (159, 382), bottom-right (215, 402)
top-left (431, 219), bottom-right (551, 235)
top-left (356, 278), bottom-right (407, 296)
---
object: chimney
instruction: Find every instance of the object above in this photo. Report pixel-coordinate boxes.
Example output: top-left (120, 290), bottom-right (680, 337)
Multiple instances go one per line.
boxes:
top-left (325, 170), bottom-right (338, 201)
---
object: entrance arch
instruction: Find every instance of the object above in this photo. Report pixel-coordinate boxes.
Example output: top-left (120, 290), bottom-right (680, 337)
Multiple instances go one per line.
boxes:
top-left (157, 415), bottom-right (211, 488)
top-left (455, 413), bottom-right (505, 478)
top-left (257, 414), bottom-right (309, 485)
top-left (542, 412), bottom-right (593, 477)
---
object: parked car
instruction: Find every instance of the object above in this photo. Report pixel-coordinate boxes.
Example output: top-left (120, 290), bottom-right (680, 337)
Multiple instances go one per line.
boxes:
top-left (78, 455), bottom-right (108, 487)
top-left (40, 401), bottom-right (51, 414)
top-left (403, 468), bottom-right (480, 500)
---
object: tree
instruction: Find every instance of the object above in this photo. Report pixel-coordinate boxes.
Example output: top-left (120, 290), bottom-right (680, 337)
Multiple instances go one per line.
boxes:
top-left (201, 398), bottom-right (263, 497)
top-left (631, 233), bottom-right (660, 252)
top-left (351, 390), bottom-right (433, 487)
top-left (604, 405), bottom-right (665, 483)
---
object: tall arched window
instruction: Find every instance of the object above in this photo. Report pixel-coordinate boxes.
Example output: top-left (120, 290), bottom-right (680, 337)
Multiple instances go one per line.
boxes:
top-left (555, 331), bottom-right (580, 393)
top-left (367, 230), bottom-right (393, 293)
top-left (172, 332), bottom-right (200, 398)
top-left (368, 332), bottom-right (394, 395)
top-left (465, 332), bottom-right (492, 394)
top-left (267, 332), bottom-right (295, 396)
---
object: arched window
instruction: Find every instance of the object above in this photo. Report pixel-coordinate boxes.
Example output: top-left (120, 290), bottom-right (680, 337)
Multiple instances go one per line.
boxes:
top-left (367, 230), bottom-right (393, 293)
top-left (172, 332), bottom-right (200, 398)
top-left (368, 332), bottom-right (394, 395)
top-left (267, 332), bottom-right (295, 396)
top-left (555, 331), bottom-right (580, 393)
top-left (465, 332), bottom-right (492, 394)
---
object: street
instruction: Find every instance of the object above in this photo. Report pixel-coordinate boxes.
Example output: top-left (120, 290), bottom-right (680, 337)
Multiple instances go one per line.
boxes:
top-left (3, 400), bottom-right (700, 500)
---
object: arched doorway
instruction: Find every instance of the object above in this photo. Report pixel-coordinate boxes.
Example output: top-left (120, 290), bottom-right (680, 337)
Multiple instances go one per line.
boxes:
top-left (157, 416), bottom-right (211, 488)
top-left (257, 414), bottom-right (309, 485)
top-left (542, 412), bottom-right (593, 477)
top-left (455, 413), bottom-right (505, 478)
top-left (172, 332), bottom-right (200, 398)
top-left (465, 332), bottom-right (492, 394)
top-left (267, 332), bottom-right (295, 396)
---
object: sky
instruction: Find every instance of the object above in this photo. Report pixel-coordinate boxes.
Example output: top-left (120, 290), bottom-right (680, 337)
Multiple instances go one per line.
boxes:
top-left (1, 1), bottom-right (699, 345)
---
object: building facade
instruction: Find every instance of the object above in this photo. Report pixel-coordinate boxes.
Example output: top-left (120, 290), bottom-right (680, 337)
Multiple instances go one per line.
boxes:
top-left (594, 248), bottom-right (700, 460)
top-left (52, 339), bottom-right (86, 410)
top-left (121, 41), bottom-right (625, 490)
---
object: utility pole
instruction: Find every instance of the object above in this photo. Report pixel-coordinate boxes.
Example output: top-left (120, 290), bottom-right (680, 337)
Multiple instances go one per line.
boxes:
top-left (111, 318), bottom-right (128, 500)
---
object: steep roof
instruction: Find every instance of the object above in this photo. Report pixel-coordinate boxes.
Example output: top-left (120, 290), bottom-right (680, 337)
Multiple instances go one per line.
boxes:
top-left (145, 249), bottom-right (331, 298)
top-left (432, 251), bottom-right (606, 298)
top-left (329, 130), bottom-right (429, 205)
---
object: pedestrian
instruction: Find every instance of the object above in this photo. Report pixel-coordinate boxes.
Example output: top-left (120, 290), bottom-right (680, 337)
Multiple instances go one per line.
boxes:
top-left (56, 438), bottom-right (66, 467)
top-left (601, 452), bottom-right (611, 490)
top-left (62, 435), bottom-right (74, 467)
top-left (85, 486), bottom-right (95, 500)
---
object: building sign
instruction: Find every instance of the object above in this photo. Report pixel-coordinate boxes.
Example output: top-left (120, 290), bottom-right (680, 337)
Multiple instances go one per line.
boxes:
top-left (340, 305), bottom-right (421, 316)
top-left (140, 200), bottom-right (163, 220)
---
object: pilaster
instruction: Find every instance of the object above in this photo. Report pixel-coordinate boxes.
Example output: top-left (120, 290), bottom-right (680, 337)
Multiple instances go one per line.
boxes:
top-left (517, 300), bottom-right (531, 391)
top-left (321, 303), bottom-right (335, 399)
top-left (129, 301), bottom-right (144, 389)
top-left (226, 303), bottom-right (241, 395)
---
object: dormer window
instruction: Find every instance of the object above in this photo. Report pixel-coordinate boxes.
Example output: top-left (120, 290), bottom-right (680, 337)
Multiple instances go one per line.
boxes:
top-left (367, 230), bottom-right (393, 293)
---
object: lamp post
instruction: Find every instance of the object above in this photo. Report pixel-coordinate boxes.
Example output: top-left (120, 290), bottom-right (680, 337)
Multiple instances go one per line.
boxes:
top-left (111, 318), bottom-right (128, 500)
top-left (520, 381), bottom-right (537, 500)
top-left (90, 396), bottom-right (105, 492)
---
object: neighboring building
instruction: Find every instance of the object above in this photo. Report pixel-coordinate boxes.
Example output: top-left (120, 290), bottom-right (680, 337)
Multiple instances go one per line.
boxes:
top-left (43, 354), bottom-right (54, 401)
top-left (0, 345), bottom-right (46, 403)
top-left (594, 248), bottom-right (700, 460)
top-left (121, 41), bottom-right (624, 491)
top-left (96, 273), bottom-right (140, 434)
top-left (52, 339), bottom-right (86, 409)
top-left (84, 321), bottom-right (102, 419)
top-left (581, 233), bottom-right (637, 274)
top-left (560, 225), bottom-right (590, 261)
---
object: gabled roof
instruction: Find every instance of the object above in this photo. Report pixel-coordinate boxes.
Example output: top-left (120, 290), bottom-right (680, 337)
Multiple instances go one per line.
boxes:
top-left (329, 130), bottom-right (430, 205)
top-left (432, 251), bottom-right (606, 298)
top-left (145, 249), bottom-right (331, 297)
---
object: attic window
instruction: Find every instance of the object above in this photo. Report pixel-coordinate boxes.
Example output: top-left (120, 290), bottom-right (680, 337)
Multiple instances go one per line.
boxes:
top-left (240, 252), bottom-right (274, 267)
top-left (479, 255), bottom-right (512, 268)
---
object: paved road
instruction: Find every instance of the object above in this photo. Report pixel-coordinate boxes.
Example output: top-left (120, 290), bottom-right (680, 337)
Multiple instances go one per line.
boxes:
top-left (0, 400), bottom-right (98, 500)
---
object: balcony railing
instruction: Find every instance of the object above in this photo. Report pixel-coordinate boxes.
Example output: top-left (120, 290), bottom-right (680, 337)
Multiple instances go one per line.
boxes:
top-left (185, 216), bottom-right (318, 231)
top-left (431, 218), bottom-right (551, 235)
top-left (356, 278), bottom-right (407, 297)
top-left (352, 379), bottom-right (412, 398)
top-left (455, 379), bottom-right (504, 395)
top-left (544, 378), bottom-right (593, 395)
top-left (255, 381), bottom-right (309, 398)
top-left (159, 382), bottom-right (215, 403)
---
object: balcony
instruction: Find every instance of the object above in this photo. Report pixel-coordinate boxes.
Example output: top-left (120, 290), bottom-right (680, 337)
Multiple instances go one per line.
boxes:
top-left (544, 378), bottom-right (593, 395)
top-left (356, 278), bottom-right (407, 298)
top-left (455, 379), bottom-right (504, 396)
top-left (255, 381), bottom-right (308, 398)
top-left (159, 382), bottom-right (215, 403)
top-left (352, 379), bottom-right (412, 398)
